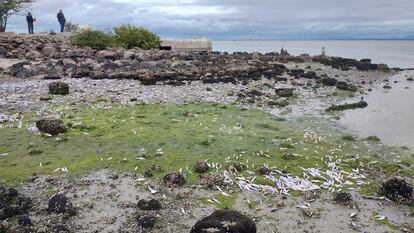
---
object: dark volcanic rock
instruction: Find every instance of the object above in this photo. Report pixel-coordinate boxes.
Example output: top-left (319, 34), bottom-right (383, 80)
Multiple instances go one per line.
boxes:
top-left (321, 77), bottom-right (338, 86)
top-left (36, 119), bottom-right (66, 135)
top-left (257, 166), bottom-right (271, 175)
top-left (380, 178), bottom-right (413, 204)
top-left (44, 69), bottom-right (61, 80)
top-left (336, 81), bottom-right (349, 90)
top-left (49, 82), bottom-right (69, 95)
top-left (333, 192), bottom-right (352, 204)
top-left (303, 71), bottom-right (318, 79)
top-left (137, 215), bottom-right (156, 229)
top-left (141, 78), bottom-right (157, 85)
top-left (0, 224), bottom-right (8, 233)
top-left (190, 210), bottom-right (257, 233)
top-left (9, 62), bottom-right (37, 78)
top-left (137, 199), bottom-right (161, 211)
top-left (48, 194), bottom-right (76, 215)
top-left (52, 224), bottom-right (69, 233)
top-left (163, 172), bottom-right (186, 187)
top-left (0, 185), bottom-right (32, 221)
top-left (275, 88), bottom-right (294, 97)
top-left (195, 160), bottom-right (209, 173)
top-left (18, 214), bottom-right (32, 226)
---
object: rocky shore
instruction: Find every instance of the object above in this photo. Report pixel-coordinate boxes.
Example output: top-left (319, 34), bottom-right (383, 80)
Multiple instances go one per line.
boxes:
top-left (0, 33), bottom-right (413, 233)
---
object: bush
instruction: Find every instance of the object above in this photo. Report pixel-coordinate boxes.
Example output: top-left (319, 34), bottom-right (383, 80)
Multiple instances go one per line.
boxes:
top-left (70, 29), bottom-right (114, 50)
top-left (114, 25), bottom-right (161, 50)
top-left (65, 21), bottom-right (79, 33)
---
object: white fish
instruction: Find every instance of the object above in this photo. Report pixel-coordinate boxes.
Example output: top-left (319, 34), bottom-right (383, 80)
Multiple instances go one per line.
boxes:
top-left (350, 212), bottom-right (358, 218)
top-left (148, 186), bottom-right (157, 194)
top-left (374, 215), bottom-right (386, 221)
top-left (221, 191), bottom-right (231, 197)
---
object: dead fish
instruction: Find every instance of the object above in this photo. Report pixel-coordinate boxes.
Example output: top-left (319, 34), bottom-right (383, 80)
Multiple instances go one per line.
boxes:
top-left (350, 212), bottom-right (358, 218)
top-left (148, 186), bottom-right (157, 194)
top-left (374, 215), bottom-right (386, 221)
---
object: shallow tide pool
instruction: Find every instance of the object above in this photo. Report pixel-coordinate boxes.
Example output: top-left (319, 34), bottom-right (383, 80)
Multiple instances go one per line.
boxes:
top-left (340, 70), bottom-right (414, 147)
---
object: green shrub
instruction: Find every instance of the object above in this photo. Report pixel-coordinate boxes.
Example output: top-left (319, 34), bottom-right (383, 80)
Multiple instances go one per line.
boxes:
top-left (65, 21), bottom-right (79, 33)
top-left (114, 25), bottom-right (161, 50)
top-left (70, 29), bottom-right (114, 50)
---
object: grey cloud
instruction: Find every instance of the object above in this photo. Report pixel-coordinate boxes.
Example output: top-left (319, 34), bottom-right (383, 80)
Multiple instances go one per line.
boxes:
top-left (7, 0), bottom-right (414, 39)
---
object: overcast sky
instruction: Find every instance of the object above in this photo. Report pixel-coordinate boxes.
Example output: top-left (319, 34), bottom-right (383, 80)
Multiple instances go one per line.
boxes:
top-left (7, 0), bottom-right (414, 39)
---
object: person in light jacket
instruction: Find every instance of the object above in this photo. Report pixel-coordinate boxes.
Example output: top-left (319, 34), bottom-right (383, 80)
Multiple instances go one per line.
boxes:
top-left (57, 10), bottom-right (66, 32)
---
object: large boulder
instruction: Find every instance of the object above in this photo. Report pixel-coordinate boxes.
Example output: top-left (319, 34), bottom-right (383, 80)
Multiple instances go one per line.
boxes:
top-left (378, 63), bottom-right (390, 72)
top-left (42, 46), bottom-right (56, 57)
top-left (9, 62), bottom-right (37, 78)
top-left (190, 210), bottom-right (256, 233)
top-left (96, 50), bottom-right (120, 60)
top-left (49, 82), bottom-right (69, 95)
top-left (36, 119), bottom-right (66, 135)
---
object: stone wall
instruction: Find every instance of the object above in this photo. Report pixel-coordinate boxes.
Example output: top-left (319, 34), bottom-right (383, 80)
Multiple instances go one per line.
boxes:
top-left (0, 33), bottom-right (71, 59)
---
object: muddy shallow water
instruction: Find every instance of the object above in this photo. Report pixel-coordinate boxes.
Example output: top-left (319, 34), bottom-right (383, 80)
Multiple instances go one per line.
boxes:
top-left (340, 70), bottom-right (414, 147)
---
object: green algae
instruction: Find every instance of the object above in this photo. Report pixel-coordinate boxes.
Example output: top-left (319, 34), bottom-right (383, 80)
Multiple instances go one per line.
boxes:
top-left (0, 103), bottom-right (412, 192)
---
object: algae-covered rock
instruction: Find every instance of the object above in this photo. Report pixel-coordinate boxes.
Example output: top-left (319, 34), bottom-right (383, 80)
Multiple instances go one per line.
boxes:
top-left (162, 172), bottom-right (186, 187)
top-left (380, 178), bottom-right (413, 204)
top-left (378, 63), bottom-right (390, 72)
top-left (321, 77), bottom-right (338, 86)
top-left (195, 160), bottom-right (209, 173)
top-left (190, 210), bottom-right (257, 233)
top-left (326, 101), bottom-right (368, 111)
top-left (36, 119), bottom-right (66, 135)
top-left (336, 81), bottom-right (349, 90)
top-left (49, 81), bottom-right (69, 95)
top-left (275, 88), bottom-right (294, 97)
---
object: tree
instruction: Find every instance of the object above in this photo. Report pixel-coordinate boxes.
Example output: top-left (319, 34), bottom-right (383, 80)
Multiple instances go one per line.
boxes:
top-left (0, 0), bottom-right (34, 32)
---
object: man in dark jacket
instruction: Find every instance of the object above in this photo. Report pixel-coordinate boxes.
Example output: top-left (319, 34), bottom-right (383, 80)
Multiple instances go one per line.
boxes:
top-left (26, 12), bottom-right (34, 34)
top-left (57, 10), bottom-right (66, 32)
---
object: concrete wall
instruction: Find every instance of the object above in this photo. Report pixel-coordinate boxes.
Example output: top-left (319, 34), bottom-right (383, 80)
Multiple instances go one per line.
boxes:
top-left (161, 38), bottom-right (212, 52)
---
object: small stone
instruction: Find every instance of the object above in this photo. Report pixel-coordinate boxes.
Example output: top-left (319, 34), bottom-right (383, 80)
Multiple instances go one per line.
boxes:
top-left (18, 215), bottom-right (32, 226)
top-left (137, 215), bottom-right (156, 229)
top-left (48, 194), bottom-right (76, 216)
top-left (194, 160), bottom-right (209, 173)
top-left (137, 199), bottom-right (161, 211)
top-left (163, 172), bottom-right (186, 187)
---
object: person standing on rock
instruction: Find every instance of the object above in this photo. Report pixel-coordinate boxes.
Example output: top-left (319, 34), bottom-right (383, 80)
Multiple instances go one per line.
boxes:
top-left (57, 10), bottom-right (66, 33)
top-left (26, 13), bottom-right (34, 34)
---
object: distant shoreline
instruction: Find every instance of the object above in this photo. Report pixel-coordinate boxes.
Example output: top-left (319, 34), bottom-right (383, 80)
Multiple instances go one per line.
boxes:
top-left (212, 39), bottom-right (414, 41)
